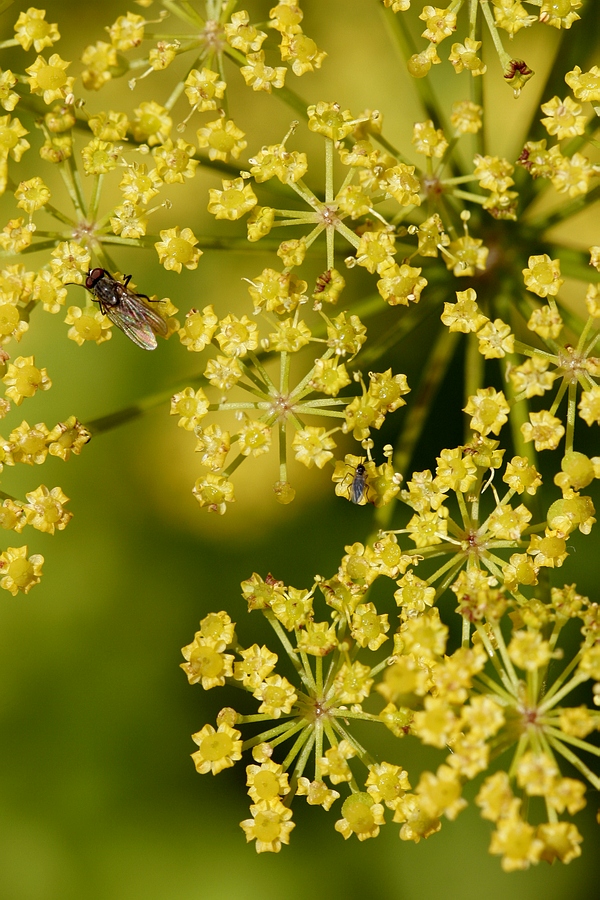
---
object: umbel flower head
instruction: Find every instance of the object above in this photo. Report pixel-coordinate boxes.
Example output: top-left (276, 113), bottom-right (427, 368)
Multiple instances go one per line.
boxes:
top-left (183, 405), bottom-right (599, 867)
top-left (183, 463), bottom-right (599, 865)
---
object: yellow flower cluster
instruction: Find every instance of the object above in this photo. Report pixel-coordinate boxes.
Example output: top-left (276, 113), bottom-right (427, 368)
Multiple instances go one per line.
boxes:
top-left (0, 0), bottom-right (598, 872)
top-left (184, 463), bottom-right (599, 863)
top-left (383, 0), bottom-right (583, 96)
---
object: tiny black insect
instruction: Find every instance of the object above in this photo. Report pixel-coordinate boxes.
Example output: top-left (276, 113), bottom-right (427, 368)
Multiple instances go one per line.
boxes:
top-left (350, 462), bottom-right (368, 505)
top-left (83, 267), bottom-right (168, 351)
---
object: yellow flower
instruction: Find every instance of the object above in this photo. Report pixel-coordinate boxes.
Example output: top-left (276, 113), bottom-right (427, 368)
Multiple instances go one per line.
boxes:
top-left (240, 51), bottom-right (286, 92)
top-left (207, 177), bottom-right (258, 221)
top-left (565, 65), bottom-right (600, 102)
top-left (509, 357), bottom-right (554, 398)
top-left (14, 177), bottom-right (50, 214)
top-left (192, 473), bottom-right (235, 515)
top-left (366, 762), bottom-right (410, 809)
top-left (508, 632), bottom-right (555, 671)
top-left (0, 114), bottom-right (30, 188)
top-left (194, 424), bottom-right (230, 471)
top-left (351, 603), bottom-right (390, 650)
top-left (246, 760), bottom-right (289, 804)
top-left (3, 355), bottom-right (51, 405)
top-left (253, 674), bottom-right (297, 717)
top-left (476, 319), bottom-right (515, 358)
top-left (47, 417), bottom-right (91, 461)
top-left (0, 218), bottom-right (33, 254)
top-left (203, 357), bottom-right (242, 392)
top-left (0, 545), bottom-right (44, 595)
top-left (23, 485), bottom-right (71, 535)
top-left (184, 67), bottom-right (226, 112)
top-left (191, 723), bottom-right (242, 774)
top-left (25, 54), bottom-right (74, 105)
top-left (0, 70), bottom-right (19, 112)
top-left (109, 203), bottom-right (147, 239)
top-left (0, 497), bottom-right (26, 533)
top-left (527, 530), bottom-right (568, 567)
top-left (233, 644), bottom-right (278, 690)
top-left (180, 638), bottom-right (234, 690)
top-left (246, 268), bottom-right (307, 314)
top-left (88, 110), bottom-right (130, 141)
top-left (196, 118), bottom-right (247, 162)
top-left (380, 164), bottom-right (422, 206)
top-left (269, 1), bottom-right (303, 34)
top-left (520, 409), bottom-right (565, 451)
top-left (296, 777), bottom-right (339, 809)
top-left (237, 416), bottom-right (272, 457)
top-left (415, 765), bottom-right (467, 820)
top-left (65, 307), bottom-right (112, 346)
top-left (14, 7), bottom-right (60, 52)
top-left (239, 799), bottom-right (295, 853)
top-left (319, 740), bottom-right (355, 784)
top-left (280, 33), bottom-right (327, 76)
top-left (539, 0), bottom-right (582, 29)
top-left (50, 241), bottom-right (90, 283)
top-left (489, 813), bottom-right (544, 872)
top-left (377, 262), bottom-right (427, 306)
top-left (292, 426), bottom-right (336, 469)
top-left (419, 5), bottom-right (457, 43)
top-left (270, 586), bottom-right (313, 629)
top-left (307, 101), bottom-right (357, 140)
top-left (81, 42), bottom-right (118, 91)
top-left (119, 163), bottom-right (162, 205)
top-left (81, 139), bottom-right (119, 176)
top-left (107, 12), bottom-right (145, 50)
top-left (412, 120), bottom-right (448, 157)
top-left (153, 139), bottom-right (198, 184)
top-left (522, 253), bottom-right (563, 298)
top-left (224, 11), bottom-right (266, 53)
top-left (296, 620), bottom-right (338, 656)
top-left (445, 235), bottom-right (488, 277)
top-left (215, 314), bottom-right (259, 357)
top-left (335, 792), bottom-right (385, 841)
top-left (541, 95), bottom-right (587, 139)
top-left (538, 822), bottom-right (583, 864)
top-left (170, 387), bottom-right (209, 430)
top-left (9, 420), bottom-right (50, 465)
top-left (578, 385), bottom-right (600, 426)
top-left (154, 227), bottom-right (202, 272)
top-left (449, 38), bottom-right (486, 76)
top-left (463, 387), bottom-right (510, 436)
top-left (131, 101), bottom-right (172, 146)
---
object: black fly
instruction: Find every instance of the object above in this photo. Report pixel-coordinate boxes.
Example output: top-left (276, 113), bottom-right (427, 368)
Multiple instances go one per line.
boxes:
top-left (83, 267), bottom-right (168, 351)
top-left (350, 462), bottom-right (368, 504)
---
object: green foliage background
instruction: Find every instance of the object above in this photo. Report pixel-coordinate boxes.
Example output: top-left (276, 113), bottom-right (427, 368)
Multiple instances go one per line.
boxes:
top-left (0, 1), bottom-right (598, 898)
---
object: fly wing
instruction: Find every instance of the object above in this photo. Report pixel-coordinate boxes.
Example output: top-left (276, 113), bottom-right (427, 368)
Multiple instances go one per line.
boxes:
top-left (104, 287), bottom-right (168, 351)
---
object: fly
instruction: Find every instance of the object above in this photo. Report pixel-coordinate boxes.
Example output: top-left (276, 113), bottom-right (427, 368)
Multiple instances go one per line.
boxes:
top-left (350, 462), bottom-right (368, 505)
top-left (83, 267), bottom-right (168, 351)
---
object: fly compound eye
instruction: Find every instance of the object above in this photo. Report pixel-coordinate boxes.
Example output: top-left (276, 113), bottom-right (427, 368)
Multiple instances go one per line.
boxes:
top-left (86, 268), bottom-right (104, 288)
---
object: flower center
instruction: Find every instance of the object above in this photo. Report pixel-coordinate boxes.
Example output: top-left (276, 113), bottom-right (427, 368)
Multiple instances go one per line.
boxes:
top-left (557, 346), bottom-right (586, 383)
top-left (318, 204), bottom-right (340, 227)
top-left (201, 19), bottom-right (226, 53)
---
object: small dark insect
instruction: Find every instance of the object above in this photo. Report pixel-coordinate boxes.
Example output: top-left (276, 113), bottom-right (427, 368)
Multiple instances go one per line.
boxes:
top-left (350, 462), bottom-right (368, 505)
top-left (83, 267), bottom-right (168, 351)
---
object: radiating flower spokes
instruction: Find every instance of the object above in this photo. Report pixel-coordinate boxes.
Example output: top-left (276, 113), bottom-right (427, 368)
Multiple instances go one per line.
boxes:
top-left (182, 519), bottom-right (599, 861)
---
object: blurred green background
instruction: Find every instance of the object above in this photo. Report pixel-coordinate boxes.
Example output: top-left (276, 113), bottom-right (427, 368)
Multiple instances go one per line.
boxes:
top-left (0, 2), bottom-right (598, 898)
